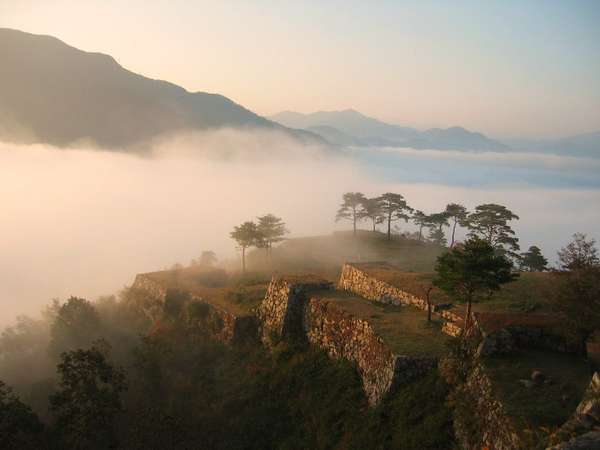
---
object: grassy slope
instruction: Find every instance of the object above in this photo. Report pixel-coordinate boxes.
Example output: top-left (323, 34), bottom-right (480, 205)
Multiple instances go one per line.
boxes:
top-left (483, 350), bottom-right (591, 428)
top-left (319, 290), bottom-right (450, 357)
top-left (145, 266), bottom-right (269, 315)
top-left (247, 230), bottom-right (444, 279)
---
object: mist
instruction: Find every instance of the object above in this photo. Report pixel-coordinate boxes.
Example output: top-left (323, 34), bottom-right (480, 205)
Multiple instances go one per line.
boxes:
top-left (1, 130), bottom-right (599, 326)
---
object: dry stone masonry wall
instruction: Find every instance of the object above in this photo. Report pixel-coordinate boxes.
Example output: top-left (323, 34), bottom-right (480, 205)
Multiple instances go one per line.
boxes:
top-left (258, 276), bottom-right (435, 405)
top-left (132, 274), bottom-right (257, 345)
top-left (548, 372), bottom-right (600, 449)
top-left (338, 263), bottom-right (430, 309)
top-left (454, 362), bottom-right (523, 450)
top-left (338, 263), bottom-right (463, 337)
top-left (257, 276), bottom-right (333, 345)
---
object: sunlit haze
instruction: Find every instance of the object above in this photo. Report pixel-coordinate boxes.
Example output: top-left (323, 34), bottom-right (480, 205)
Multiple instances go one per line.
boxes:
top-left (2, 0), bottom-right (599, 138)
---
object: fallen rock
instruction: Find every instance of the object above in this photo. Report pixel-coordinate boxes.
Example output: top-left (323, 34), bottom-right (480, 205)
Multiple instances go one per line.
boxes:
top-left (532, 369), bottom-right (546, 385)
top-left (519, 379), bottom-right (535, 389)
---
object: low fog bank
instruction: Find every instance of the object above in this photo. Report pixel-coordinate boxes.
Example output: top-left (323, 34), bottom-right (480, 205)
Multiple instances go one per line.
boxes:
top-left (1, 131), bottom-right (599, 326)
top-left (348, 146), bottom-right (600, 188)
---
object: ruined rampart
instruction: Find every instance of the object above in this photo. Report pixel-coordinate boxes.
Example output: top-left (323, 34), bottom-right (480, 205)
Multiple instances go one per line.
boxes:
top-left (338, 263), bottom-right (430, 309)
top-left (258, 276), bottom-right (436, 405)
top-left (132, 273), bottom-right (258, 345)
top-left (453, 362), bottom-right (523, 450)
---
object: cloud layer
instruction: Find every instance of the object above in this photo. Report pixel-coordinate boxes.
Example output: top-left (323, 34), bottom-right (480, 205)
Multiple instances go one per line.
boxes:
top-left (1, 133), bottom-right (599, 325)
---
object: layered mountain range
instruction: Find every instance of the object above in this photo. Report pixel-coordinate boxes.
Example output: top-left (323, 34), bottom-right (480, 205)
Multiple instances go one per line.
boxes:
top-left (1, 28), bottom-right (597, 156)
top-left (270, 110), bottom-right (599, 156)
top-left (0, 28), bottom-right (322, 149)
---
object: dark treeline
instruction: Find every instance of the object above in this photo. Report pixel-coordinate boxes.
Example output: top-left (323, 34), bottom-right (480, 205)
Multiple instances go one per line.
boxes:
top-left (0, 286), bottom-right (454, 449)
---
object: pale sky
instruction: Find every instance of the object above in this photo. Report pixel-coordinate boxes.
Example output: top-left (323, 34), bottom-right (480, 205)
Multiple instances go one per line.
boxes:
top-left (1, 0), bottom-right (599, 139)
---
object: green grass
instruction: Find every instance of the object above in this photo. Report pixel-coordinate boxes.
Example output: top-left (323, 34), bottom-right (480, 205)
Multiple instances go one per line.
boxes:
top-left (144, 266), bottom-right (269, 315)
top-left (318, 290), bottom-right (451, 357)
top-left (352, 264), bottom-right (561, 315)
top-left (483, 349), bottom-right (591, 428)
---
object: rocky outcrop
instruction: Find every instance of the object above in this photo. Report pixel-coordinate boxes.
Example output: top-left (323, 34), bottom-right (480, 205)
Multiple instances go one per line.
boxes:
top-left (549, 372), bottom-right (600, 448)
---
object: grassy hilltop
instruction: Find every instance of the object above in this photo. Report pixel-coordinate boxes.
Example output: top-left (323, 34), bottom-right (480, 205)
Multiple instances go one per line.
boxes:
top-left (245, 230), bottom-right (444, 278)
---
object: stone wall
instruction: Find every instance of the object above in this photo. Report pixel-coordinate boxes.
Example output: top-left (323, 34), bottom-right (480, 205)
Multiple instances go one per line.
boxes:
top-left (474, 313), bottom-right (578, 357)
top-left (454, 362), bottom-right (522, 450)
top-left (338, 263), bottom-right (462, 337)
top-left (548, 372), bottom-right (600, 449)
top-left (257, 276), bottom-right (333, 345)
top-left (132, 273), bottom-right (257, 345)
top-left (258, 276), bottom-right (436, 405)
top-left (338, 263), bottom-right (429, 309)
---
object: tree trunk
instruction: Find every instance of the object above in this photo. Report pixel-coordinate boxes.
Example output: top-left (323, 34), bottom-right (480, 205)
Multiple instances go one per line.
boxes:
top-left (372, 218), bottom-right (376, 232)
top-left (387, 212), bottom-right (392, 241)
top-left (426, 288), bottom-right (432, 322)
top-left (418, 225), bottom-right (423, 241)
top-left (451, 220), bottom-right (457, 247)
top-left (242, 247), bottom-right (246, 273)
top-left (465, 298), bottom-right (472, 334)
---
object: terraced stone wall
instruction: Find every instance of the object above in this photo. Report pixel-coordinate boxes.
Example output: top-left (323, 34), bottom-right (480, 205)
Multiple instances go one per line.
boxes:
top-left (258, 276), bottom-right (435, 405)
top-left (338, 263), bottom-right (430, 309)
top-left (257, 276), bottom-right (333, 345)
top-left (454, 362), bottom-right (522, 450)
top-left (131, 273), bottom-right (257, 345)
top-left (305, 297), bottom-right (435, 405)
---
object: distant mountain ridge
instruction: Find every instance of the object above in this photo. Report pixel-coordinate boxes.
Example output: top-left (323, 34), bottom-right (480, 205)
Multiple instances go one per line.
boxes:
top-left (504, 131), bottom-right (600, 158)
top-left (270, 109), bottom-right (509, 152)
top-left (0, 28), bottom-right (323, 149)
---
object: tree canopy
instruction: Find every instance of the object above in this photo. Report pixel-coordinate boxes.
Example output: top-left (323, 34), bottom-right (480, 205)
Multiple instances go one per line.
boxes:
top-left (257, 214), bottom-right (288, 257)
top-left (360, 197), bottom-right (384, 232)
top-left (377, 193), bottom-right (413, 240)
top-left (49, 297), bottom-right (103, 357)
top-left (434, 237), bottom-right (517, 331)
top-left (0, 381), bottom-right (44, 449)
top-left (426, 212), bottom-right (450, 246)
top-left (557, 233), bottom-right (599, 271)
top-left (444, 203), bottom-right (468, 247)
top-left (50, 343), bottom-right (127, 449)
top-left (519, 245), bottom-right (548, 272)
top-left (465, 203), bottom-right (520, 257)
top-left (199, 250), bottom-right (217, 267)
top-left (230, 221), bottom-right (261, 272)
top-left (412, 210), bottom-right (430, 241)
top-left (335, 192), bottom-right (367, 235)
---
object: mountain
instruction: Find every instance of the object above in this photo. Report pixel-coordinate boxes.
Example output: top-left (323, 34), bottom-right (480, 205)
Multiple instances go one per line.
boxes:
top-left (305, 125), bottom-right (364, 147)
top-left (505, 131), bottom-right (600, 158)
top-left (270, 110), bottom-right (509, 152)
top-left (271, 109), bottom-right (419, 141)
top-left (0, 28), bottom-right (323, 149)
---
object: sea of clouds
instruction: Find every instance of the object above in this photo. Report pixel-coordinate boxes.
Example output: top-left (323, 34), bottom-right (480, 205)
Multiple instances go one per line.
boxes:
top-left (1, 129), bottom-right (599, 324)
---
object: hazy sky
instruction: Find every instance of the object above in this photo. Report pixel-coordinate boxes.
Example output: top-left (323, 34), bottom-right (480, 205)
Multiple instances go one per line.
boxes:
top-left (1, 0), bottom-right (599, 138)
